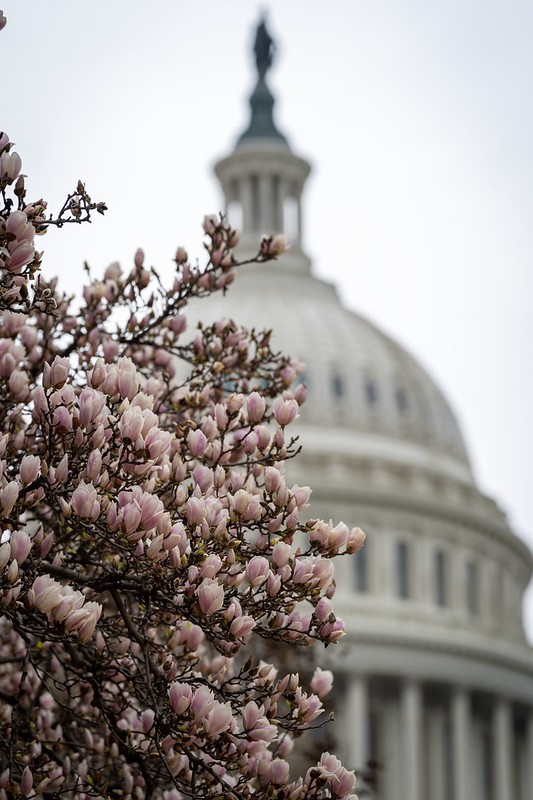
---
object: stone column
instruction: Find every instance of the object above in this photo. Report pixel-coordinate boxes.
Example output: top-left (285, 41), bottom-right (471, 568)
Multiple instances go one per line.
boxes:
top-left (240, 175), bottom-right (253, 235)
top-left (273, 174), bottom-right (282, 232)
top-left (401, 679), bottom-right (423, 800)
top-left (296, 188), bottom-right (302, 246)
top-left (427, 706), bottom-right (446, 800)
top-left (493, 697), bottom-right (513, 800)
top-left (525, 711), bottom-right (533, 800)
top-left (259, 174), bottom-right (273, 233)
top-left (345, 675), bottom-right (369, 773)
top-left (451, 687), bottom-right (470, 800)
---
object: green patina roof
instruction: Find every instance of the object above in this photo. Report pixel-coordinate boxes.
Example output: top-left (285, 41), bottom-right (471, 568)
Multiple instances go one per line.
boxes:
top-left (237, 77), bottom-right (288, 145)
top-left (237, 18), bottom-right (288, 146)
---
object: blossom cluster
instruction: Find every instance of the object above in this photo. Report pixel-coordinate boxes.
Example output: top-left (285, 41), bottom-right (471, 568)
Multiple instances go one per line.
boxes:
top-left (0, 131), bottom-right (364, 799)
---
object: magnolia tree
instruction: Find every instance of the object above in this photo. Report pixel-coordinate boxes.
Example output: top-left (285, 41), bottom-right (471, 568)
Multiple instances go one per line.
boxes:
top-left (0, 51), bottom-right (364, 800)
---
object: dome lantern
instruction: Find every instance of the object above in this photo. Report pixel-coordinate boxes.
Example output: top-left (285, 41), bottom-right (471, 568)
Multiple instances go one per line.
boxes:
top-left (214, 16), bottom-right (311, 263)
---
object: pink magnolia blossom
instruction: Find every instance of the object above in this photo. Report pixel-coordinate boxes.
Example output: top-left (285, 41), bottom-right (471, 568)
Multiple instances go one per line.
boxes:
top-left (264, 758), bottom-right (290, 786)
top-left (273, 396), bottom-right (299, 426)
top-left (310, 667), bottom-right (334, 698)
top-left (314, 596), bottom-right (333, 622)
top-left (0, 542), bottom-right (10, 570)
top-left (0, 135), bottom-right (360, 798)
top-left (116, 356), bottom-right (139, 400)
top-left (186, 496), bottom-right (206, 526)
top-left (264, 465), bottom-right (283, 494)
top-left (19, 454), bottom-right (41, 484)
top-left (315, 752), bottom-right (357, 797)
top-left (246, 555), bottom-right (270, 588)
top-left (44, 355), bottom-right (70, 389)
top-left (8, 530), bottom-right (32, 565)
top-left (272, 541), bottom-right (292, 568)
top-left (247, 391), bottom-right (266, 423)
top-left (187, 428), bottom-right (207, 457)
top-left (197, 578), bottom-right (225, 615)
top-left (1, 480), bottom-right (19, 516)
top-left (204, 702), bottom-right (233, 736)
top-left (71, 482), bottom-right (100, 520)
top-left (229, 614), bottom-right (255, 641)
top-left (191, 685), bottom-right (216, 720)
top-left (29, 575), bottom-right (63, 614)
top-left (168, 681), bottom-right (193, 715)
top-left (347, 526), bottom-right (366, 553)
top-left (261, 233), bottom-right (289, 258)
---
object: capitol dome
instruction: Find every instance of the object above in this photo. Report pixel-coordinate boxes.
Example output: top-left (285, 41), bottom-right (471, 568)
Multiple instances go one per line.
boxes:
top-left (202, 256), bottom-right (472, 476)
top-left (196, 18), bottom-right (533, 800)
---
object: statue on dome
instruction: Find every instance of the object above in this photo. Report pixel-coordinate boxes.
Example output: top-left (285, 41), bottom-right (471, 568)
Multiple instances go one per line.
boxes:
top-left (254, 16), bottom-right (275, 80)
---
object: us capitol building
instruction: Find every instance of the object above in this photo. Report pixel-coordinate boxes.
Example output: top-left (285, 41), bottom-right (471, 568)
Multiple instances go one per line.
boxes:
top-left (197, 20), bottom-right (533, 800)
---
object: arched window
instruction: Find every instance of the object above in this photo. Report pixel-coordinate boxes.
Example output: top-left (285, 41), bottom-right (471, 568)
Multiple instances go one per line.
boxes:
top-left (396, 541), bottom-right (410, 599)
top-left (354, 541), bottom-right (368, 593)
top-left (365, 379), bottom-right (378, 406)
top-left (466, 560), bottom-right (478, 615)
top-left (395, 387), bottom-right (408, 414)
top-left (331, 373), bottom-right (344, 399)
top-left (434, 550), bottom-right (447, 607)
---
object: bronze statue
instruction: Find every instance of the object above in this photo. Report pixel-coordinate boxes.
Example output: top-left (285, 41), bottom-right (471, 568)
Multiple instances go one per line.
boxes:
top-left (254, 17), bottom-right (274, 80)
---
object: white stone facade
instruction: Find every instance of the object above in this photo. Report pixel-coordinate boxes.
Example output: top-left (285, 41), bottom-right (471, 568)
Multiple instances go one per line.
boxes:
top-left (197, 34), bottom-right (533, 798)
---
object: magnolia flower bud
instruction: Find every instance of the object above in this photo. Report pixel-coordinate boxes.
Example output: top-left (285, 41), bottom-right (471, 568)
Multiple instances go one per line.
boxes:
top-left (202, 215), bottom-right (217, 235)
top-left (20, 766), bottom-right (33, 798)
top-left (0, 542), bottom-right (10, 570)
top-left (134, 248), bottom-right (144, 268)
top-left (175, 246), bottom-right (188, 264)
top-left (269, 233), bottom-right (288, 256)
top-left (0, 150), bottom-right (22, 183)
top-left (7, 559), bottom-right (19, 583)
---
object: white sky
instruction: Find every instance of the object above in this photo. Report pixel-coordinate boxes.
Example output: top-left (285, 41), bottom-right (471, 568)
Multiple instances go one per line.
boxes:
top-left (2, 1), bottom-right (532, 636)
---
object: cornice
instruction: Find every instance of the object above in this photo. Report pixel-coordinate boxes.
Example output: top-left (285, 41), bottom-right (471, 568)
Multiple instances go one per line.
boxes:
top-left (342, 624), bottom-right (533, 679)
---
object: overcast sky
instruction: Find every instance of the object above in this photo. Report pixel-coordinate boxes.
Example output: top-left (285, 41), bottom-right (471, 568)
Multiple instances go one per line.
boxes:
top-left (2, 1), bottom-right (532, 635)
